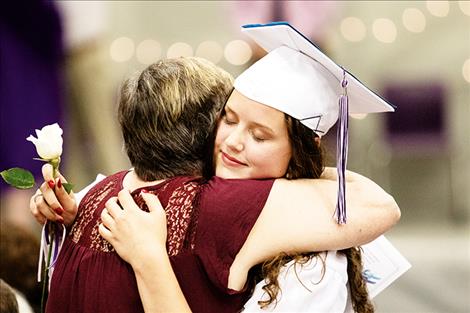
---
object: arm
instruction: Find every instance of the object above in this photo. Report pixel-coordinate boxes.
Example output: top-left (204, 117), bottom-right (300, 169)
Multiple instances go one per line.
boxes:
top-left (268, 168), bottom-right (401, 251)
top-left (99, 190), bottom-right (191, 313)
top-left (230, 168), bottom-right (400, 289)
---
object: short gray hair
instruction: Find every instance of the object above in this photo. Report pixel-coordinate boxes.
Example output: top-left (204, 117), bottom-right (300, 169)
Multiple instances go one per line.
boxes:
top-left (118, 57), bottom-right (233, 180)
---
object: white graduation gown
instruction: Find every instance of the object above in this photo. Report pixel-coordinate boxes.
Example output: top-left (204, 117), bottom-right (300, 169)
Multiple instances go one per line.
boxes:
top-left (243, 251), bottom-right (353, 313)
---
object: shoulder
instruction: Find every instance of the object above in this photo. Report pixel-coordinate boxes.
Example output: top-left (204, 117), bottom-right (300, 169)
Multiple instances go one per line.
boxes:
top-left (197, 176), bottom-right (275, 221)
top-left (200, 177), bottom-right (274, 206)
top-left (82, 171), bottom-right (127, 199)
top-left (204, 176), bottom-right (275, 191)
top-left (93, 170), bottom-right (128, 188)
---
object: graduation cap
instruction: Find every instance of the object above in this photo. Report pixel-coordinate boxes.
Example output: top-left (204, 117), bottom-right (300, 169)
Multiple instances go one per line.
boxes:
top-left (234, 22), bottom-right (395, 224)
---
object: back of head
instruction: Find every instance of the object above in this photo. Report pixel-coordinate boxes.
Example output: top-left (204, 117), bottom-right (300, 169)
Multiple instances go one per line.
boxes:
top-left (119, 57), bottom-right (233, 180)
top-left (0, 222), bottom-right (39, 312)
top-left (0, 279), bottom-right (19, 313)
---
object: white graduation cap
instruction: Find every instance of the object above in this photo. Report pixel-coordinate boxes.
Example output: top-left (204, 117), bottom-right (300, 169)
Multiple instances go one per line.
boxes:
top-left (234, 22), bottom-right (395, 224)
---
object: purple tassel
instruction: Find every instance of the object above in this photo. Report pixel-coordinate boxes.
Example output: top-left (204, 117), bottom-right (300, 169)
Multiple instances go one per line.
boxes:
top-left (51, 223), bottom-right (65, 266)
top-left (335, 70), bottom-right (349, 224)
top-left (37, 221), bottom-right (66, 285)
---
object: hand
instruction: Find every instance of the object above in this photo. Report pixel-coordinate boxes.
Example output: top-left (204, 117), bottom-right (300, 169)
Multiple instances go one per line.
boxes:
top-left (99, 189), bottom-right (168, 267)
top-left (29, 163), bottom-right (78, 226)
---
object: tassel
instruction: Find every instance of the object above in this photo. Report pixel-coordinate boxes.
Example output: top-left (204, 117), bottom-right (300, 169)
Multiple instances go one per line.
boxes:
top-left (335, 69), bottom-right (349, 224)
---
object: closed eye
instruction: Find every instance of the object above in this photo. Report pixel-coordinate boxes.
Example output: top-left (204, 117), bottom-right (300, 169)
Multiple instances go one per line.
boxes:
top-left (222, 115), bottom-right (237, 125)
top-left (252, 135), bottom-right (266, 142)
top-left (250, 130), bottom-right (268, 142)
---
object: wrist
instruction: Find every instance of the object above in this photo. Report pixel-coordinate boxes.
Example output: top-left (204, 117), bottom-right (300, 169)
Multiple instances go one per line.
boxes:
top-left (130, 244), bottom-right (168, 273)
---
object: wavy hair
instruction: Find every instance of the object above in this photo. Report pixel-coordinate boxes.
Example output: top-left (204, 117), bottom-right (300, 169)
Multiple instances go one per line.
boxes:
top-left (254, 116), bottom-right (373, 312)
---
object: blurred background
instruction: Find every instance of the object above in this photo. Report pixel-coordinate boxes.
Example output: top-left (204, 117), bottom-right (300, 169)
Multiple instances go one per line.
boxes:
top-left (1, 1), bottom-right (469, 312)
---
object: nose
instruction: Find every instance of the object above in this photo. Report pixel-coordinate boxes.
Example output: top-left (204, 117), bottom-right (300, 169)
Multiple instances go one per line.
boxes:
top-left (225, 127), bottom-right (244, 152)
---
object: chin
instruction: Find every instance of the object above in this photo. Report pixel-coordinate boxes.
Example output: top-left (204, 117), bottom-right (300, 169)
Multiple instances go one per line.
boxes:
top-left (216, 169), bottom-right (239, 179)
top-left (215, 166), bottom-right (246, 179)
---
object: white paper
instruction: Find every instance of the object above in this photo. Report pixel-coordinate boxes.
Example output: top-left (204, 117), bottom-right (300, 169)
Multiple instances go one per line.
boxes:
top-left (361, 235), bottom-right (411, 298)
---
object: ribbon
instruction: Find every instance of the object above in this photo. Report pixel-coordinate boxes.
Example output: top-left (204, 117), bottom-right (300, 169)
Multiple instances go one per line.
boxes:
top-left (37, 221), bottom-right (67, 289)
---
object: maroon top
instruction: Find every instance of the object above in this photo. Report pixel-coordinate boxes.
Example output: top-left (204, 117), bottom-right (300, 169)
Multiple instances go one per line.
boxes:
top-left (46, 171), bottom-right (274, 313)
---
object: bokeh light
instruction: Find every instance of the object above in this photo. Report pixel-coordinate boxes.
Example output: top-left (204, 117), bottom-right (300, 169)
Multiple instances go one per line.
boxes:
top-left (195, 41), bottom-right (223, 64)
top-left (426, 1), bottom-right (450, 17)
top-left (372, 18), bottom-right (398, 43)
top-left (167, 42), bottom-right (193, 59)
top-left (224, 40), bottom-right (252, 65)
top-left (110, 37), bottom-right (135, 62)
top-left (340, 17), bottom-right (367, 42)
top-left (402, 8), bottom-right (426, 33)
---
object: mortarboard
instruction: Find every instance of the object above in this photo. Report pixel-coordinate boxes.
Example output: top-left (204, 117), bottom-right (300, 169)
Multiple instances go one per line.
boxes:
top-left (234, 22), bottom-right (395, 224)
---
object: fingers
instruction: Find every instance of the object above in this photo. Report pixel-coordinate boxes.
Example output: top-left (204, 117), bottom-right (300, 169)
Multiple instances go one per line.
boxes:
top-left (55, 172), bottom-right (75, 197)
top-left (32, 165), bottom-right (75, 225)
top-left (54, 177), bottom-right (76, 211)
top-left (105, 196), bottom-right (124, 219)
top-left (42, 164), bottom-right (55, 188)
top-left (98, 223), bottom-right (113, 242)
top-left (29, 191), bottom-right (47, 225)
top-left (39, 181), bottom-right (64, 216)
top-left (117, 189), bottom-right (141, 212)
top-left (100, 208), bottom-right (115, 232)
top-left (30, 189), bottom-right (63, 224)
top-left (141, 192), bottom-right (164, 213)
top-left (56, 171), bottom-right (68, 183)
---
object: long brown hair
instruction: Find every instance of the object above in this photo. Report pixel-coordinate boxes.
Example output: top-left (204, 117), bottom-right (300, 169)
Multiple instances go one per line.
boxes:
top-left (255, 116), bottom-right (373, 312)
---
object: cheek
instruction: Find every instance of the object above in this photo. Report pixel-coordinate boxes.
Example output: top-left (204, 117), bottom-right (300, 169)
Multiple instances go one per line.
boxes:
top-left (247, 143), bottom-right (292, 178)
top-left (214, 124), bottom-right (228, 150)
top-left (267, 151), bottom-right (291, 176)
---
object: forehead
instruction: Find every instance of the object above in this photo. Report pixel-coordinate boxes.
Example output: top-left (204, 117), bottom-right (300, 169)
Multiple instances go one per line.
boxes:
top-left (226, 90), bottom-right (288, 130)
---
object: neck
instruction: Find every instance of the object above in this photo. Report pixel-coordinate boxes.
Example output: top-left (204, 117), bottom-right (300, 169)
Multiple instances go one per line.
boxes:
top-left (123, 170), bottom-right (166, 192)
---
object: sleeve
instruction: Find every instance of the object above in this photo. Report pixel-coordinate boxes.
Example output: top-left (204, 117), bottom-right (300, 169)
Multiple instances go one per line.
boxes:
top-left (243, 252), bottom-right (349, 312)
top-left (195, 177), bottom-right (275, 293)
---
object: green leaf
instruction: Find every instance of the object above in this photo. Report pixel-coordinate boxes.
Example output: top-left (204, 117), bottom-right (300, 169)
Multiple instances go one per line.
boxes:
top-left (0, 168), bottom-right (35, 189)
top-left (63, 183), bottom-right (74, 194)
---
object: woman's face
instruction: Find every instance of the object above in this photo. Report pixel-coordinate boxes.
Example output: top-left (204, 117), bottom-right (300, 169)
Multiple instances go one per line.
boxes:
top-left (214, 89), bottom-right (292, 179)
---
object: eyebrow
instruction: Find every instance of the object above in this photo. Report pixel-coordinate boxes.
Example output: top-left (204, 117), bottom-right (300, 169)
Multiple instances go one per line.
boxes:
top-left (225, 105), bottom-right (276, 136)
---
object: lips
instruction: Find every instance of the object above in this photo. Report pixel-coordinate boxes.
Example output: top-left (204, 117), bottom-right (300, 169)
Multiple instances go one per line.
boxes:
top-left (221, 151), bottom-right (247, 167)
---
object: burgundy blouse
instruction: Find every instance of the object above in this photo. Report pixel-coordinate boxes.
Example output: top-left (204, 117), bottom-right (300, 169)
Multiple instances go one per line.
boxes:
top-left (46, 171), bottom-right (274, 313)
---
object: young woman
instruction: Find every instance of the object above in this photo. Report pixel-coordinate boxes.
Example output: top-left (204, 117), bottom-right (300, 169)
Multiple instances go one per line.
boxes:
top-left (31, 52), bottom-right (398, 312)
top-left (101, 88), bottom-right (390, 312)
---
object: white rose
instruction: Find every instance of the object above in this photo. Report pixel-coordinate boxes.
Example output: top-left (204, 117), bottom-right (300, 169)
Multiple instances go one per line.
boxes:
top-left (26, 123), bottom-right (63, 160)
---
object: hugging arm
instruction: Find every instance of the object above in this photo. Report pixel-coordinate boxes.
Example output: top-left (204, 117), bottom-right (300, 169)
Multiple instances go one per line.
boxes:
top-left (232, 167), bottom-right (401, 284)
top-left (99, 191), bottom-right (191, 313)
top-left (271, 167), bottom-right (400, 250)
top-left (104, 168), bottom-right (400, 307)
